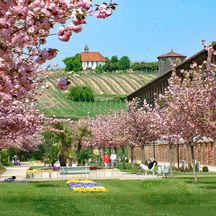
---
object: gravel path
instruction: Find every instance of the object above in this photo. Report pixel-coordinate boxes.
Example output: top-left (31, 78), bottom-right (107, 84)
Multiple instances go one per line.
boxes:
top-left (1, 162), bottom-right (30, 181)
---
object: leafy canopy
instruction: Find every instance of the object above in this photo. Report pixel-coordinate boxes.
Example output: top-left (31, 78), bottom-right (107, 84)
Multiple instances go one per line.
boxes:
top-left (63, 54), bottom-right (82, 72)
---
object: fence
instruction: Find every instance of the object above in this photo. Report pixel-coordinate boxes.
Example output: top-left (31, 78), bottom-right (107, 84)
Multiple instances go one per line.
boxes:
top-left (128, 141), bottom-right (216, 166)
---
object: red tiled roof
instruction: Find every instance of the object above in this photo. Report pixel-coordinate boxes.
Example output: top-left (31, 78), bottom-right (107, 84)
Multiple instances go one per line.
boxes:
top-left (158, 49), bottom-right (186, 58)
top-left (80, 52), bottom-right (107, 62)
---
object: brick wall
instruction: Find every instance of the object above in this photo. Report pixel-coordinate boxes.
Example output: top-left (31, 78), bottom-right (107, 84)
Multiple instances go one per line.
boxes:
top-left (128, 141), bottom-right (216, 166)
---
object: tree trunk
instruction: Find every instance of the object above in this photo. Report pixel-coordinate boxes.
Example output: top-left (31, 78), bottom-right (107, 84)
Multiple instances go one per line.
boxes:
top-left (114, 147), bottom-right (117, 154)
top-left (51, 161), bottom-right (55, 167)
top-left (77, 142), bottom-right (82, 165)
top-left (130, 146), bottom-right (135, 170)
top-left (100, 148), bottom-right (103, 165)
top-left (141, 145), bottom-right (145, 163)
top-left (8, 155), bottom-right (10, 164)
top-left (177, 144), bottom-right (180, 169)
top-left (68, 159), bottom-right (72, 167)
top-left (153, 142), bottom-right (156, 159)
top-left (169, 144), bottom-right (173, 178)
top-left (190, 144), bottom-right (198, 182)
top-left (103, 147), bottom-right (106, 155)
top-left (59, 155), bottom-right (67, 166)
top-left (122, 147), bottom-right (126, 169)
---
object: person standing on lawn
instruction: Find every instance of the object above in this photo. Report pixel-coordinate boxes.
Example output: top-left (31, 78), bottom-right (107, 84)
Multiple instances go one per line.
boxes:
top-left (103, 153), bottom-right (110, 168)
top-left (110, 151), bottom-right (117, 167)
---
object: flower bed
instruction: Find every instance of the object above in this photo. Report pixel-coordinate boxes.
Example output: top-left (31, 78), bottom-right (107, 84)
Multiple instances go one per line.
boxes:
top-left (66, 179), bottom-right (109, 193)
top-left (90, 166), bottom-right (119, 171)
top-left (28, 166), bottom-right (60, 171)
top-left (26, 166), bottom-right (60, 179)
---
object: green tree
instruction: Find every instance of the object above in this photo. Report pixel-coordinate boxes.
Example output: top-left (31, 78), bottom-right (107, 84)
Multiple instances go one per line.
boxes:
top-left (102, 61), bottom-right (111, 72)
top-left (111, 56), bottom-right (118, 63)
top-left (118, 56), bottom-right (130, 71)
top-left (67, 86), bottom-right (95, 102)
top-left (72, 120), bottom-right (92, 165)
top-left (42, 124), bottom-right (73, 166)
top-left (63, 54), bottom-right (82, 72)
top-left (110, 55), bottom-right (119, 72)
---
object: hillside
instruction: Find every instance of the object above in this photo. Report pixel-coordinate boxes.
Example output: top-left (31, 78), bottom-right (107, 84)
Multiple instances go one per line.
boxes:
top-left (37, 71), bottom-right (158, 119)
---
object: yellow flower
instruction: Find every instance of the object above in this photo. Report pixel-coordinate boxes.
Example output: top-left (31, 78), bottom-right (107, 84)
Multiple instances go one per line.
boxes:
top-left (27, 169), bottom-right (53, 173)
top-left (66, 179), bottom-right (94, 184)
top-left (72, 187), bottom-right (109, 193)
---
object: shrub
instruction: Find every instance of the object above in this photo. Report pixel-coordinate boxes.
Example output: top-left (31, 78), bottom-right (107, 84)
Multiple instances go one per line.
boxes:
top-left (202, 166), bottom-right (209, 172)
top-left (95, 65), bottom-right (103, 74)
top-left (68, 86), bottom-right (95, 102)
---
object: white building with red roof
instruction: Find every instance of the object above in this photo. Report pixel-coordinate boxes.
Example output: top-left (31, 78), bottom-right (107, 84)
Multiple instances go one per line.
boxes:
top-left (80, 45), bottom-right (107, 70)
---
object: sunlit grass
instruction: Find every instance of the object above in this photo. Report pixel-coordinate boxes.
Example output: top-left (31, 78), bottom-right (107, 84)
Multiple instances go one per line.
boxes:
top-left (0, 177), bottom-right (216, 216)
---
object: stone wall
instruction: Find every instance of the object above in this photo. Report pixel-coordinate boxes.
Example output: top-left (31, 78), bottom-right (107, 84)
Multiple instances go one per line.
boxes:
top-left (26, 169), bottom-right (122, 180)
top-left (128, 142), bottom-right (216, 166)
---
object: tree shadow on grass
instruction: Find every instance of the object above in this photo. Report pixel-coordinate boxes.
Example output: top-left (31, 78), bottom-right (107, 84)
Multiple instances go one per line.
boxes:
top-left (199, 185), bottom-right (216, 190)
top-left (0, 196), bottom-right (81, 215)
top-left (34, 183), bottom-right (61, 188)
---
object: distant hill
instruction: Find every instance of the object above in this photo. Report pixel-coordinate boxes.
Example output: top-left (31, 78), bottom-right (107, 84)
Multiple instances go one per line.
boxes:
top-left (37, 71), bottom-right (158, 119)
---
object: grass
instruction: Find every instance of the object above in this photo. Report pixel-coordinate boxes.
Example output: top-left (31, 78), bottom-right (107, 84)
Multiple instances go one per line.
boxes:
top-left (0, 177), bottom-right (216, 216)
top-left (37, 84), bottom-right (127, 119)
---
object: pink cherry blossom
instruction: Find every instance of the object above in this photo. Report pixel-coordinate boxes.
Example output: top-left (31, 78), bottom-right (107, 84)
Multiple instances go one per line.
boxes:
top-left (58, 26), bottom-right (72, 42)
top-left (95, 3), bottom-right (113, 19)
top-left (0, 0), bottom-right (116, 149)
top-left (57, 77), bottom-right (69, 90)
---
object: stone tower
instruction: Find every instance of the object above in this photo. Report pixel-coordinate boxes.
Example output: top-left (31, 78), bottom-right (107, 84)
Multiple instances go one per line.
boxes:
top-left (157, 49), bottom-right (186, 75)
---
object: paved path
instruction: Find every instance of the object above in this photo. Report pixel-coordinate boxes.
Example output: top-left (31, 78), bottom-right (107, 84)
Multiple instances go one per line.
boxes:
top-left (0, 162), bottom-right (159, 181)
top-left (1, 162), bottom-right (30, 181)
top-left (1, 162), bottom-right (215, 182)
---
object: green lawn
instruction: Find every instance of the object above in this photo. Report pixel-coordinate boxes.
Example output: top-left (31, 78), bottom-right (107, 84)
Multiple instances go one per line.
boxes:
top-left (0, 177), bottom-right (216, 216)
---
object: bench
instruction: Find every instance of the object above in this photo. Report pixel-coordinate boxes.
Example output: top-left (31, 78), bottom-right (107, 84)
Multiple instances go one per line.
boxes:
top-left (157, 165), bottom-right (171, 177)
top-left (60, 166), bottom-right (90, 180)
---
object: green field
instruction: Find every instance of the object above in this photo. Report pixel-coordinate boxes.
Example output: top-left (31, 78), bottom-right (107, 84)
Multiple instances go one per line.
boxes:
top-left (37, 72), bottom-right (157, 119)
top-left (37, 87), bottom-right (127, 119)
top-left (0, 177), bottom-right (216, 216)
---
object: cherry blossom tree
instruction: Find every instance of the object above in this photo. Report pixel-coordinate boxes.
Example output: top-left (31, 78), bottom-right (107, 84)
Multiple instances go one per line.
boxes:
top-left (0, 0), bottom-right (116, 149)
top-left (157, 43), bottom-right (216, 181)
top-left (83, 112), bottom-right (130, 167)
top-left (85, 99), bottom-right (161, 168)
top-left (125, 99), bottom-right (160, 164)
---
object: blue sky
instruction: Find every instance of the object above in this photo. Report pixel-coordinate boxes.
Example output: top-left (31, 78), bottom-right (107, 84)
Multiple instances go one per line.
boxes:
top-left (46, 0), bottom-right (216, 68)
